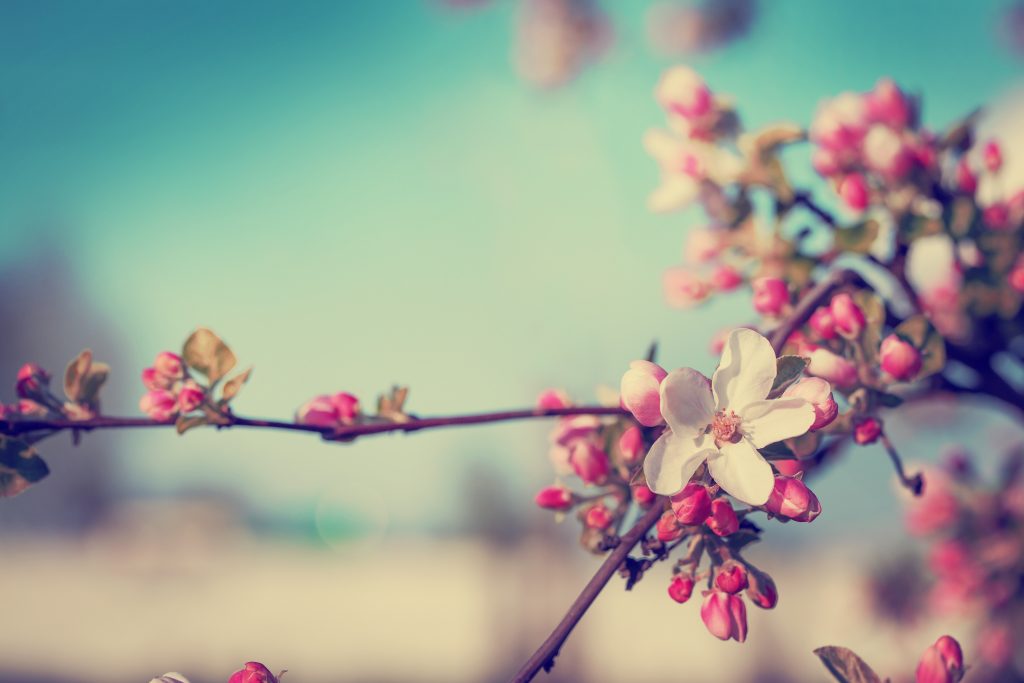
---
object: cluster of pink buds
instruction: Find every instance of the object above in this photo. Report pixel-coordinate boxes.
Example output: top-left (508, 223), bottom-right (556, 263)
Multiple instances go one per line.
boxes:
top-left (139, 352), bottom-right (205, 422)
top-left (893, 448), bottom-right (1024, 680)
top-left (3, 352), bottom-right (110, 422)
top-left (3, 363), bottom-right (54, 418)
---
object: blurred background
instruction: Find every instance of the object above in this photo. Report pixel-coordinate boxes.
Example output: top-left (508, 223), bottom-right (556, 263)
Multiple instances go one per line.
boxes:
top-left (1, 1), bottom-right (1022, 681)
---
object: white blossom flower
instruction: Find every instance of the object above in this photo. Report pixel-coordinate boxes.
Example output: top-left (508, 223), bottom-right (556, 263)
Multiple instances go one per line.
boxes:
top-left (644, 328), bottom-right (815, 505)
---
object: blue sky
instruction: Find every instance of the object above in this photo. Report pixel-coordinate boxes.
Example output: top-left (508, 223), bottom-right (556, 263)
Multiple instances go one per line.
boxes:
top-left (1, 0), bottom-right (1021, 537)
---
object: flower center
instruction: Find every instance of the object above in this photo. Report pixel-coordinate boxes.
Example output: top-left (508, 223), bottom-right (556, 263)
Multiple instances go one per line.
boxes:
top-left (711, 410), bottom-right (742, 444)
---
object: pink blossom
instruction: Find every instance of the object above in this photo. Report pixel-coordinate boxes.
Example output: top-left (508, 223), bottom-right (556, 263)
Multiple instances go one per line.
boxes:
top-left (811, 92), bottom-right (869, 152)
top-left (656, 510), bottom-right (685, 542)
top-left (632, 484), bottom-right (657, 507)
top-left (142, 367), bottom-right (173, 391)
top-left (534, 485), bottom-right (574, 511)
top-left (983, 139), bottom-right (1003, 173)
top-left (880, 334), bottom-right (922, 381)
top-left (584, 503), bottom-right (613, 530)
top-left (140, 390), bottom-right (178, 422)
top-left (177, 380), bottom-right (205, 413)
top-left (812, 146), bottom-right (841, 177)
top-left (17, 399), bottom-right (48, 417)
top-left (670, 482), bottom-right (712, 525)
top-left (536, 389), bottom-right (570, 411)
top-left (863, 125), bottom-right (913, 180)
top-left (830, 293), bottom-right (866, 336)
top-left (983, 201), bottom-right (1010, 229)
top-left (808, 306), bottom-right (837, 340)
top-left (551, 415), bottom-right (601, 446)
top-left (620, 360), bottom-right (668, 427)
top-left (15, 362), bottom-right (49, 399)
top-left (569, 441), bottom-right (610, 485)
top-left (295, 395), bottom-right (341, 427)
top-left (746, 570), bottom-right (778, 609)
top-left (685, 228), bottom-right (724, 264)
top-left (751, 277), bottom-right (789, 316)
top-left (765, 475), bottom-right (821, 522)
top-left (668, 575), bottom-right (694, 603)
top-left (710, 264), bottom-right (743, 292)
top-left (331, 392), bottom-right (360, 422)
top-left (706, 498), bottom-right (739, 536)
top-left (807, 348), bottom-right (858, 388)
top-left (663, 267), bottom-right (711, 308)
top-left (618, 425), bottom-right (644, 463)
top-left (228, 662), bottom-right (278, 683)
top-left (700, 591), bottom-right (747, 642)
top-left (655, 66), bottom-right (713, 120)
top-left (915, 636), bottom-right (963, 683)
top-left (955, 159), bottom-right (977, 194)
top-left (865, 78), bottom-right (911, 129)
top-left (714, 561), bottom-right (748, 594)
top-left (837, 173), bottom-right (870, 212)
top-left (782, 377), bottom-right (838, 431)
top-left (153, 352), bottom-right (184, 380)
top-left (774, 459), bottom-right (804, 477)
top-left (853, 417), bottom-right (882, 445)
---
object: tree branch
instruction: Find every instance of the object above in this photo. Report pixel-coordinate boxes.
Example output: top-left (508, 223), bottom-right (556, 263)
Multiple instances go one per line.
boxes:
top-left (768, 268), bottom-right (863, 353)
top-left (510, 500), bottom-right (665, 683)
top-left (0, 406), bottom-right (628, 441)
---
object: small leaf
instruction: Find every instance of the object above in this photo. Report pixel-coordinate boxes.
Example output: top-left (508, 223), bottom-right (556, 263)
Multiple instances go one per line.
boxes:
top-left (182, 328), bottom-right (237, 384)
top-left (377, 385), bottom-right (411, 423)
top-left (814, 646), bottom-right (883, 683)
top-left (78, 362), bottom-right (110, 405)
top-left (64, 349), bottom-right (93, 402)
top-left (175, 414), bottom-right (210, 435)
top-left (0, 435), bottom-right (50, 497)
top-left (769, 355), bottom-right (809, 397)
top-left (221, 367), bottom-right (253, 402)
top-left (834, 220), bottom-right (880, 254)
top-left (853, 291), bottom-right (886, 364)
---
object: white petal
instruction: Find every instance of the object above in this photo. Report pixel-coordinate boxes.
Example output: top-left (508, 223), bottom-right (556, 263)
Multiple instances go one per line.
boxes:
top-left (643, 432), bottom-right (715, 495)
top-left (707, 439), bottom-right (775, 505)
top-left (659, 367), bottom-right (715, 439)
top-left (712, 328), bottom-right (777, 412)
top-left (643, 128), bottom-right (685, 168)
top-left (741, 398), bottom-right (816, 448)
top-left (648, 174), bottom-right (698, 213)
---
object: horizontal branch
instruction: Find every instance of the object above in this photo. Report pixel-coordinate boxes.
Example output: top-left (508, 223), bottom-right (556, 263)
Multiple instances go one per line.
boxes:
top-left (0, 405), bottom-right (629, 441)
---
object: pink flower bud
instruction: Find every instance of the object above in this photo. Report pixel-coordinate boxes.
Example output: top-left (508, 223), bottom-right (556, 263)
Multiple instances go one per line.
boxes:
top-left (955, 159), bottom-right (977, 194)
top-left (808, 306), bottom-right (837, 340)
top-left (618, 425), bottom-right (644, 463)
top-left (177, 380), bottom-right (205, 413)
top-left (783, 377), bottom-right (838, 431)
top-left (811, 92), bottom-right (868, 151)
top-left (16, 362), bottom-right (50, 399)
top-left (620, 360), bottom-right (667, 427)
top-left (906, 471), bottom-right (959, 535)
top-left (663, 267), bottom-right (711, 308)
top-left (765, 475), bottom-right (821, 522)
top-left (853, 417), bottom-right (882, 445)
top-left (632, 484), bottom-right (657, 507)
top-left (228, 662), bottom-right (278, 683)
top-left (866, 78), bottom-right (911, 129)
top-left (916, 636), bottom-right (963, 683)
top-left (863, 125), bottom-right (913, 180)
top-left (706, 498), bottom-right (739, 536)
top-left (142, 367), bottom-right (173, 391)
top-left (535, 485), bottom-right (574, 511)
top-left (983, 139), bottom-right (1002, 173)
top-left (569, 441), bottom-right (610, 485)
top-left (880, 334), bottom-right (923, 381)
top-left (685, 228), bottom-right (724, 264)
top-left (838, 173), bottom-right (869, 212)
top-left (670, 482), bottom-right (712, 524)
top-left (983, 201), bottom-right (1010, 229)
top-left (774, 459), bottom-right (804, 477)
top-left (752, 277), bottom-right (789, 316)
top-left (551, 415), bottom-right (601, 447)
top-left (668, 575), bottom-right (695, 604)
top-left (18, 399), bottom-right (48, 417)
top-left (584, 503), bottom-right (613, 530)
top-left (296, 395), bottom-right (340, 427)
top-left (700, 591), bottom-right (747, 642)
top-left (807, 348), bottom-right (858, 388)
top-left (536, 389), bottom-right (570, 411)
top-left (331, 392), bottom-right (360, 422)
top-left (830, 293), bottom-right (866, 336)
top-left (715, 561), bottom-right (748, 594)
top-left (746, 569), bottom-right (778, 609)
top-left (140, 390), bottom-right (178, 422)
top-left (812, 147), bottom-right (841, 177)
top-left (154, 352), bottom-right (184, 380)
top-left (655, 66), bottom-right (713, 120)
top-left (656, 510), bottom-right (684, 542)
top-left (1011, 265), bottom-right (1024, 293)
top-left (710, 265), bottom-right (743, 292)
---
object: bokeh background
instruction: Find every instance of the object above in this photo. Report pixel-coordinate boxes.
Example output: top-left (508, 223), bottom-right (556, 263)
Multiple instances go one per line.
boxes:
top-left (1, 1), bottom-right (1022, 681)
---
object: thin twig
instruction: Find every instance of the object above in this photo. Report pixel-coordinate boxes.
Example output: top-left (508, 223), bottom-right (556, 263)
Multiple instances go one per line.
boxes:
top-left (510, 500), bottom-right (665, 683)
top-left (879, 433), bottom-right (924, 496)
top-left (791, 191), bottom-right (838, 228)
top-left (0, 406), bottom-right (628, 441)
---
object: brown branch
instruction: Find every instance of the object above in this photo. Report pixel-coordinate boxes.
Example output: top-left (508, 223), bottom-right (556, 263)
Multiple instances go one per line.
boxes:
top-left (768, 268), bottom-right (863, 353)
top-left (790, 191), bottom-right (838, 228)
top-left (879, 433), bottom-right (924, 496)
top-left (0, 406), bottom-right (628, 441)
top-left (510, 500), bottom-right (665, 683)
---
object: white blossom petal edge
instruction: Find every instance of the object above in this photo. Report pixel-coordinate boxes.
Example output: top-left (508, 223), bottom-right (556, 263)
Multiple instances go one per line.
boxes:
top-left (643, 328), bottom-right (815, 505)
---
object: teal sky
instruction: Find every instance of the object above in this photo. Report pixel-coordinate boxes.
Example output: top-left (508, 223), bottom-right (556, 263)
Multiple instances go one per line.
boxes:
top-left (1, 1), bottom-right (1021, 537)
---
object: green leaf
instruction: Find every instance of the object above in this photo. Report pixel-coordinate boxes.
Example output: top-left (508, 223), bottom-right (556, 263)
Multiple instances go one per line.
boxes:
top-left (834, 220), bottom-right (880, 254)
top-left (814, 646), bottom-right (883, 683)
top-left (768, 355), bottom-right (809, 397)
top-left (0, 435), bottom-right (50, 497)
top-left (63, 349), bottom-right (93, 402)
top-left (182, 328), bottom-right (237, 384)
top-left (759, 441), bottom-right (796, 460)
top-left (175, 414), bottom-right (210, 435)
top-left (893, 315), bottom-right (946, 380)
top-left (221, 367), bottom-right (253, 402)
